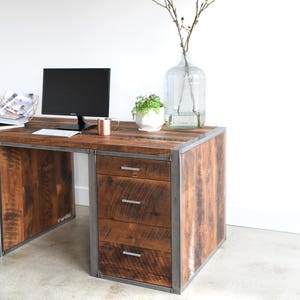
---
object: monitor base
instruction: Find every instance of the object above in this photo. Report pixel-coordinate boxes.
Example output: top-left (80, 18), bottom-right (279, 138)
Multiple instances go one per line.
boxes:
top-left (57, 116), bottom-right (96, 131)
top-left (57, 123), bottom-right (96, 131)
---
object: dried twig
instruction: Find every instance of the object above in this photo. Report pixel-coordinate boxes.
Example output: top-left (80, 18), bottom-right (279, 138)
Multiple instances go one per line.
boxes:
top-left (151, 0), bottom-right (215, 56)
top-left (152, 0), bottom-right (215, 127)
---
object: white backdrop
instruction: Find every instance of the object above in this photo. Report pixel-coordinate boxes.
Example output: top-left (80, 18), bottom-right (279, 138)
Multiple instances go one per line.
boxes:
top-left (1, 0), bottom-right (300, 233)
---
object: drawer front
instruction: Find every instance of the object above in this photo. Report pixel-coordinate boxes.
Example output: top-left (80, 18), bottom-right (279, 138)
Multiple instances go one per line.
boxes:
top-left (99, 219), bottom-right (171, 252)
top-left (99, 242), bottom-right (171, 287)
top-left (98, 175), bottom-right (171, 227)
top-left (96, 155), bottom-right (170, 181)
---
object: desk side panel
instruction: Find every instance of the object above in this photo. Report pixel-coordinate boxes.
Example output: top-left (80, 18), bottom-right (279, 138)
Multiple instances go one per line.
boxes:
top-left (181, 132), bottom-right (226, 288)
top-left (0, 147), bottom-right (25, 249)
top-left (0, 147), bottom-right (74, 251)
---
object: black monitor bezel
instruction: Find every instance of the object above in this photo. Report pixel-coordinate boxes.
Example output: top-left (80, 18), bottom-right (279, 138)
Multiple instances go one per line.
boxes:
top-left (41, 68), bottom-right (110, 131)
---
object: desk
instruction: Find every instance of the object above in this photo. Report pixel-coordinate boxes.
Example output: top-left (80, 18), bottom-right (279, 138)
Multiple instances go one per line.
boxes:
top-left (0, 117), bottom-right (225, 294)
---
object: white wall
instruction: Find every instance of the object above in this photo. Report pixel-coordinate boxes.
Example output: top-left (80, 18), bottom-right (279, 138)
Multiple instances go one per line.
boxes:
top-left (1, 0), bottom-right (300, 233)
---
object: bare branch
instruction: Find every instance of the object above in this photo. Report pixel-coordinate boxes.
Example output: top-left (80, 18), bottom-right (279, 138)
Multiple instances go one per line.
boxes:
top-left (151, 0), bottom-right (216, 56)
top-left (151, 0), bottom-right (166, 8)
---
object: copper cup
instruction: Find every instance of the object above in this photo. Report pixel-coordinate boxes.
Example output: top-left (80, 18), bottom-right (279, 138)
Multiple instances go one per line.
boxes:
top-left (97, 118), bottom-right (111, 136)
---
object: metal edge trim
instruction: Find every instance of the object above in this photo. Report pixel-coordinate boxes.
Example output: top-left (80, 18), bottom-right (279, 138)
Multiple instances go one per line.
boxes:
top-left (0, 142), bottom-right (90, 154)
top-left (88, 151), bottom-right (99, 277)
top-left (71, 153), bottom-right (76, 218)
top-left (96, 150), bottom-right (170, 161)
top-left (181, 238), bottom-right (226, 293)
top-left (171, 149), bottom-right (182, 294)
top-left (0, 185), bottom-right (3, 256)
top-left (98, 274), bottom-right (173, 293)
top-left (172, 127), bottom-right (226, 154)
top-left (2, 215), bottom-right (75, 255)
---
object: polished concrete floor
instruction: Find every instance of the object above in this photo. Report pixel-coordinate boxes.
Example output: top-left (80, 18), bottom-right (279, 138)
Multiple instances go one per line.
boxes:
top-left (0, 206), bottom-right (300, 300)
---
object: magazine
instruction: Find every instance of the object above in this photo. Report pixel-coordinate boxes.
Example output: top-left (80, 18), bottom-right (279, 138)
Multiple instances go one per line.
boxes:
top-left (0, 91), bottom-right (37, 125)
top-left (0, 124), bottom-right (24, 131)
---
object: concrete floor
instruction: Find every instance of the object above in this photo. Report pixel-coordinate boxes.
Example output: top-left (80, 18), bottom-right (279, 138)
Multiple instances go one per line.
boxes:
top-left (0, 206), bottom-right (300, 300)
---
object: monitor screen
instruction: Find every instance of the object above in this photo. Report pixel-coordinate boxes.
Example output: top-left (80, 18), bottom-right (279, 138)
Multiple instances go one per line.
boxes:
top-left (42, 68), bottom-right (110, 130)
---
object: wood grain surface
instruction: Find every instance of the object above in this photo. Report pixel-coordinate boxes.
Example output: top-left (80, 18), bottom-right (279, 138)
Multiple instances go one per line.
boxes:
top-left (97, 155), bottom-right (171, 181)
top-left (99, 242), bottom-right (172, 287)
top-left (181, 132), bottom-right (226, 287)
top-left (0, 147), bottom-right (74, 251)
top-left (98, 175), bottom-right (171, 227)
top-left (98, 218), bottom-right (171, 286)
top-left (99, 219), bottom-right (171, 252)
top-left (0, 118), bottom-right (226, 293)
top-left (0, 117), bottom-right (219, 156)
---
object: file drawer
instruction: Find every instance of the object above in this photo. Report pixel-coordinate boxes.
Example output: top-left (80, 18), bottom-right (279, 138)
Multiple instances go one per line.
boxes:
top-left (99, 219), bottom-right (171, 252)
top-left (96, 155), bottom-right (170, 181)
top-left (98, 175), bottom-right (171, 227)
top-left (99, 242), bottom-right (171, 287)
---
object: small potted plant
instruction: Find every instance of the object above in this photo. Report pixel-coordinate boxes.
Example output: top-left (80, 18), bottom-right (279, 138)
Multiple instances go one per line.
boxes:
top-left (131, 94), bottom-right (165, 131)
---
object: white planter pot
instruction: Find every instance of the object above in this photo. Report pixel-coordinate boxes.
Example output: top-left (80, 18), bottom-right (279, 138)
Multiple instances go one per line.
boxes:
top-left (135, 108), bottom-right (165, 132)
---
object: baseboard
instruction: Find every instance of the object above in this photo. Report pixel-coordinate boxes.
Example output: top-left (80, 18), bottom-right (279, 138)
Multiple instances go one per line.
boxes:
top-left (74, 185), bottom-right (89, 206)
top-left (227, 205), bottom-right (300, 234)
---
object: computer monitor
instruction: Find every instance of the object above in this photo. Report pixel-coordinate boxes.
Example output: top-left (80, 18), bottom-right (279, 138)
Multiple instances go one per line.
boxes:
top-left (42, 68), bottom-right (110, 131)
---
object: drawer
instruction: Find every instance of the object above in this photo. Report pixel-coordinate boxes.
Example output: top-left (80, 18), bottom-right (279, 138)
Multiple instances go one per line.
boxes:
top-left (99, 242), bottom-right (171, 287)
top-left (98, 175), bottom-right (170, 227)
top-left (99, 219), bottom-right (171, 252)
top-left (96, 155), bottom-right (170, 181)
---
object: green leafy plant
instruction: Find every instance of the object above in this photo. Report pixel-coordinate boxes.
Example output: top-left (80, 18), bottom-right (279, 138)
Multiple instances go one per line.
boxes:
top-left (132, 94), bottom-right (164, 119)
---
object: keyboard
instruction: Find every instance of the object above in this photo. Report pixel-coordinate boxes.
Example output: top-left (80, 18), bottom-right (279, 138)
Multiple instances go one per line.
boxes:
top-left (32, 129), bottom-right (80, 137)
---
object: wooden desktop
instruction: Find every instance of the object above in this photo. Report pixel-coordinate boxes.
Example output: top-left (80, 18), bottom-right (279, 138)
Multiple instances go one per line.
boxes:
top-left (0, 117), bottom-right (225, 294)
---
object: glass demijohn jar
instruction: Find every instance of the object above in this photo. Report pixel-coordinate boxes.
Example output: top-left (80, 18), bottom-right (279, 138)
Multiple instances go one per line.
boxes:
top-left (165, 54), bottom-right (206, 128)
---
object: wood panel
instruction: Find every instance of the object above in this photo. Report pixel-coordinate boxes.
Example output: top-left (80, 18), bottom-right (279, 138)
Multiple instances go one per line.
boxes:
top-left (99, 242), bottom-right (172, 287)
top-left (98, 175), bottom-right (171, 227)
top-left (181, 132), bottom-right (226, 287)
top-left (97, 156), bottom-right (170, 181)
top-left (0, 147), bottom-right (74, 251)
top-left (99, 219), bottom-right (171, 252)
top-left (0, 118), bottom-right (218, 156)
top-left (0, 147), bottom-right (24, 248)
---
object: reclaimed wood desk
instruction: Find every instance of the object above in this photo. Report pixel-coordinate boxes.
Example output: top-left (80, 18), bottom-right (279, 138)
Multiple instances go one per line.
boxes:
top-left (0, 117), bottom-right (225, 294)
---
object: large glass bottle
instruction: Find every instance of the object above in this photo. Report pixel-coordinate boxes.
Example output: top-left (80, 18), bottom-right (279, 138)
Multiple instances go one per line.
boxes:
top-left (165, 54), bottom-right (206, 129)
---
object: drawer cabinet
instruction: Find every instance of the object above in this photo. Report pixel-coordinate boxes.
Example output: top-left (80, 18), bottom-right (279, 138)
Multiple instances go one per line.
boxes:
top-left (94, 129), bottom-right (225, 294)
top-left (97, 155), bottom-right (172, 287)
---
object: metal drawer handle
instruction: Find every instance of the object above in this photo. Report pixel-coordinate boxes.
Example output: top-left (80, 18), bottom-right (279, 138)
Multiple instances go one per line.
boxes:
top-left (121, 199), bottom-right (142, 205)
top-left (121, 166), bottom-right (141, 172)
top-left (122, 250), bottom-right (142, 258)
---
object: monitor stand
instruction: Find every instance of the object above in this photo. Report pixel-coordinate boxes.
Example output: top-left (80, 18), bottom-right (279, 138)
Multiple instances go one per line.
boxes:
top-left (57, 116), bottom-right (96, 131)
